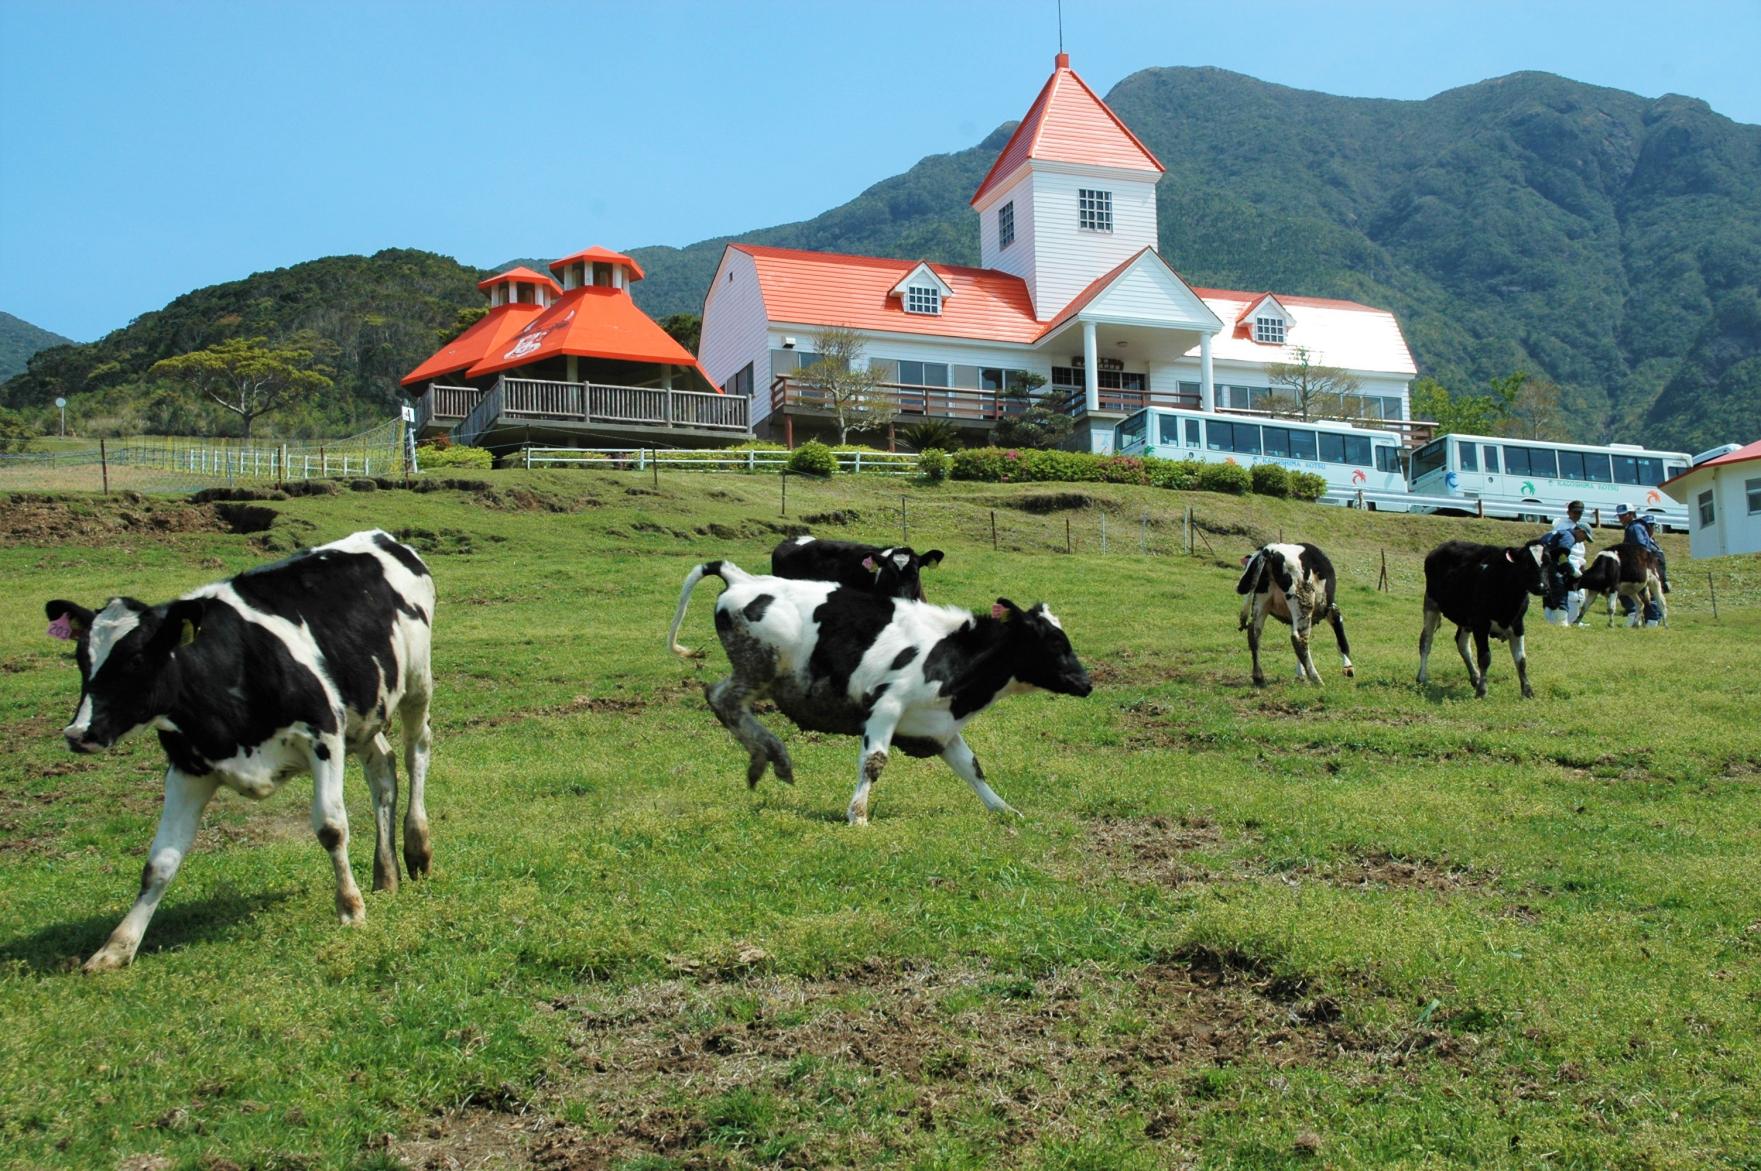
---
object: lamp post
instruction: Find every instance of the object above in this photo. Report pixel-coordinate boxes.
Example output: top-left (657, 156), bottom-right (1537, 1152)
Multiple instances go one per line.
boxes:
top-left (55, 397), bottom-right (66, 437)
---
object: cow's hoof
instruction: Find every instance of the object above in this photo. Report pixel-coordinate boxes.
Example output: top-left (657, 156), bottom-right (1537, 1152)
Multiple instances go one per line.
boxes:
top-left (1520, 688), bottom-right (1535, 699)
top-left (336, 895), bottom-right (366, 925)
top-left (746, 756), bottom-right (767, 788)
top-left (82, 949), bottom-right (130, 974)
top-left (1342, 666), bottom-right (1355, 678)
top-left (404, 845), bottom-right (432, 879)
top-left (1252, 677), bottom-right (1267, 689)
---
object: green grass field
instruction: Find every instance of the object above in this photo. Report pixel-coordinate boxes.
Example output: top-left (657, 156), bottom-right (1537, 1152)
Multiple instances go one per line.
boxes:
top-left (1, 471), bottom-right (1757, 1170)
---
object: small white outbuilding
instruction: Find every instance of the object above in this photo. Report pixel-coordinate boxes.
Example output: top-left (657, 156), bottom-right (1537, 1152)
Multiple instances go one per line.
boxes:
top-left (1657, 439), bottom-right (1761, 558)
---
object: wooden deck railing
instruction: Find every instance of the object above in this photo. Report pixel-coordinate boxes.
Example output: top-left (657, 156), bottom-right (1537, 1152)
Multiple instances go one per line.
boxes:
top-left (772, 377), bottom-right (1019, 421)
top-left (487, 378), bottom-right (749, 432)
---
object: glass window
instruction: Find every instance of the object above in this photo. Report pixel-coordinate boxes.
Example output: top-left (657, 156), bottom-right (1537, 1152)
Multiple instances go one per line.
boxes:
top-left (1698, 489), bottom-right (1715, 527)
top-left (1254, 316), bottom-right (1286, 344)
top-left (1207, 421), bottom-right (1260, 455)
top-left (1747, 477), bottom-right (1761, 515)
top-left (1343, 436), bottom-right (1372, 466)
top-left (1319, 433), bottom-right (1345, 464)
top-left (1050, 366), bottom-right (1079, 388)
top-left (1582, 453), bottom-right (1613, 483)
top-left (1636, 457), bottom-right (1664, 486)
top-left (978, 367), bottom-right (1006, 392)
top-left (998, 201), bottom-right (1015, 249)
top-left (1287, 429), bottom-right (1317, 460)
top-left (1458, 440), bottom-right (1478, 472)
top-left (1078, 188), bottom-right (1113, 232)
top-left (1375, 446), bottom-right (1400, 474)
top-left (1411, 439), bottom-right (1446, 480)
top-left (1118, 412), bottom-right (1147, 449)
top-left (1559, 451), bottom-right (1585, 479)
top-left (726, 362), bottom-right (753, 397)
top-left (1505, 446), bottom-right (1529, 477)
top-left (1482, 445), bottom-right (1500, 473)
top-left (905, 286), bottom-right (940, 314)
top-left (896, 360), bottom-right (949, 387)
top-left (1528, 448), bottom-right (1557, 477)
top-left (1157, 413), bottom-right (1181, 445)
top-left (1185, 418), bottom-right (1201, 447)
top-left (1263, 427), bottom-right (1292, 458)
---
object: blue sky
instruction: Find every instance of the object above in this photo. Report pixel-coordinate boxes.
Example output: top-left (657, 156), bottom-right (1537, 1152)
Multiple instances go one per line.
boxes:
top-left (3, 0), bottom-right (1758, 343)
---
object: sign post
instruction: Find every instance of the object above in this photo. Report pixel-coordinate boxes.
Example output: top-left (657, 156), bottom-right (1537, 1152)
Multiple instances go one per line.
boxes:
top-left (55, 396), bottom-right (66, 437)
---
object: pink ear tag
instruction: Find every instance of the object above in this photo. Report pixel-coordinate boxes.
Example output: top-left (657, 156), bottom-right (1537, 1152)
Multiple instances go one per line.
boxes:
top-left (47, 615), bottom-right (74, 640)
top-left (862, 556), bottom-right (877, 572)
top-left (991, 602), bottom-right (1008, 620)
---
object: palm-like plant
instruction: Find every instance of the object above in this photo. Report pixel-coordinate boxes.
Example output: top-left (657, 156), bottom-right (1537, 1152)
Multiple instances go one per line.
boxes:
top-left (899, 419), bottom-right (962, 452)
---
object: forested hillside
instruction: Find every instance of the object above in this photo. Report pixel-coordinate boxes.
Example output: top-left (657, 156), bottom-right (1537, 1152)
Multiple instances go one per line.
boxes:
top-left (0, 312), bottom-right (70, 383)
top-left (5, 69), bottom-right (1755, 448)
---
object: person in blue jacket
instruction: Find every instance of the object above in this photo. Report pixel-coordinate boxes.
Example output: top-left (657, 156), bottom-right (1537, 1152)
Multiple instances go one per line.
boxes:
top-left (1617, 504), bottom-right (1667, 624)
top-left (1540, 520), bottom-right (1592, 622)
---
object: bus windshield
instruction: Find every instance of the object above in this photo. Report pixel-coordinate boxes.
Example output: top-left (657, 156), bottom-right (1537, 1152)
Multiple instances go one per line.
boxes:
top-left (1411, 439), bottom-right (1447, 481)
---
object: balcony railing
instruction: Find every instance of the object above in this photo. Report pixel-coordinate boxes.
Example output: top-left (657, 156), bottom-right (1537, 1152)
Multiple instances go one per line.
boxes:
top-left (431, 384), bottom-right (482, 421)
top-left (772, 377), bottom-right (1020, 421)
top-left (477, 378), bottom-right (749, 432)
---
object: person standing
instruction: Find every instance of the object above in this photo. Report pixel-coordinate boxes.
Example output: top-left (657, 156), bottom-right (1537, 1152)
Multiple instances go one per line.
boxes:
top-left (1616, 504), bottom-right (1667, 625)
top-left (1541, 519), bottom-right (1592, 624)
top-left (1550, 500), bottom-right (1591, 623)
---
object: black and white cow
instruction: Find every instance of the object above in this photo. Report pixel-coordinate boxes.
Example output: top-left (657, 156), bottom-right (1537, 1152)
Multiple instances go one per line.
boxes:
top-left (1416, 538), bottom-right (1550, 699)
top-left (770, 535), bottom-right (945, 601)
top-left (668, 560), bottom-right (1091, 824)
top-left (1235, 542), bottom-right (1354, 686)
top-left (1574, 546), bottom-right (1666, 628)
top-left (43, 530), bottom-right (435, 972)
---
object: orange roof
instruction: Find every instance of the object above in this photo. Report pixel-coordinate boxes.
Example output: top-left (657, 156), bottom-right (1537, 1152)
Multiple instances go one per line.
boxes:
top-left (477, 266), bottom-right (562, 294)
top-left (1659, 439), bottom-right (1761, 493)
top-left (400, 302), bottom-right (549, 387)
top-left (550, 246), bottom-right (645, 282)
top-left (733, 244), bottom-right (1043, 344)
top-left (465, 286), bottom-right (704, 379)
top-left (971, 53), bottom-right (1164, 206)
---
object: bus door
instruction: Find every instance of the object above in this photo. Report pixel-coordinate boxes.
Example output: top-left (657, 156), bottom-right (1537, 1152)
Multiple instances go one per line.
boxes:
top-left (1481, 445), bottom-right (1500, 474)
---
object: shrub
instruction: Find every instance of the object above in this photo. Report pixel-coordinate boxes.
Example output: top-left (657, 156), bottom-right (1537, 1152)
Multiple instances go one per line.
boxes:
top-left (918, 448), bottom-right (950, 482)
top-left (788, 441), bottom-right (837, 477)
top-left (1288, 471), bottom-right (1328, 501)
top-left (1250, 462), bottom-right (1290, 497)
top-left (1148, 458), bottom-right (1204, 490)
top-left (900, 420), bottom-right (962, 452)
top-left (1197, 461), bottom-right (1252, 495)
top-left (417, 443), bottom-right (492, 469)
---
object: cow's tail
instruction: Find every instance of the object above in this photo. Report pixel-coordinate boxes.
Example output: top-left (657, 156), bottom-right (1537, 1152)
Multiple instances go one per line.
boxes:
top-left (668, 560), bottom-right (750, 658)
top-left (1235, 549), bottom-right (1266, 595)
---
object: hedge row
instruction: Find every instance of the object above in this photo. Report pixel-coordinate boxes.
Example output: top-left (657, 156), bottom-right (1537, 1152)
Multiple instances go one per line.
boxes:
top-left (945, 447), bottom-right (1326, 501)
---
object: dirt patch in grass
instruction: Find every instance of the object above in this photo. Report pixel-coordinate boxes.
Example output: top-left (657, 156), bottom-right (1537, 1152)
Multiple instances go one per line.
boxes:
top-left (1084, 814), bottom-right (1235, 888)
top-left (0, 495), bottom-right (229, 547)
top-left (1305, 851), bottom-right (1498, 894)
top-left (458, 693), bottom-right (651, 730)
top-left (396, 954), bottom-right (1466, 1169)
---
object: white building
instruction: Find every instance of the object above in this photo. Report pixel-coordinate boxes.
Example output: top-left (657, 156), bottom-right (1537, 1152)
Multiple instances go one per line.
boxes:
top-left (1658, 439), bottom-right (1761, 558)
top-left (698, 53), bottom-right (1419, 451)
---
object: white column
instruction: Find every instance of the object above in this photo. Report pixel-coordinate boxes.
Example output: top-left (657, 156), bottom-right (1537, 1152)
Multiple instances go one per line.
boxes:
top-left (661, 365), bottom-right (674, 390)
top-left (1082, 319), bottom-right (1099, 414)
top-left (1200, 332), bottom-right (1215, 412)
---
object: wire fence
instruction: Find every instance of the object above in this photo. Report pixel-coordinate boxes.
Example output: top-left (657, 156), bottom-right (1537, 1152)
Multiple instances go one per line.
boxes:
top-left (0, 419), bottom-right (410, 494)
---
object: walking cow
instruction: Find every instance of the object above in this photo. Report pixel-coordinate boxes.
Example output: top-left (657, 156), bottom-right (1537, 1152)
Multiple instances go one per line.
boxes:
top-left (1416, 539), bottom-right (1549, 698)
top-left (43, 530), bottom-right (436, 972)
top-left (1576, 546), bottom-right (1666, 628)
top-left (1235, 542), bottom-right (1354, 686)
top-left (668, 560), bottom-right (1091, 824)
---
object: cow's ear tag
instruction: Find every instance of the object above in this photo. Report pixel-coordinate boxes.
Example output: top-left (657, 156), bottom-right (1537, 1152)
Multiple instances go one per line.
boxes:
top-left (991, 602), bottom-right (1010, 621)
top-left (179, 619), bottom-right (198, 647)
top-left (861, 556), bottom-right (878, 573)
top-left (46, 614), bottom-right (74, 641)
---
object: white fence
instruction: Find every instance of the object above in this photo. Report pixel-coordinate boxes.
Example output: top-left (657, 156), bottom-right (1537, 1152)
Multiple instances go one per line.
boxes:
top-left (521, 447), bottom-right (919, 475)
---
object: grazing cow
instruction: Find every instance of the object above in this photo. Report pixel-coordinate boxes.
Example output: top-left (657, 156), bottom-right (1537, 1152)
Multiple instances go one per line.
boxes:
top-left (1235, 542), bottom-right (1354, 686)
top-left (770, 535), bottom-right (945, 601)
top-left (43, 530), bottom-right (435, 972)
top-left (1416, 539), bottom-right (1552, 698)
top-left (668, 560), bottom-right (1090, 824)
top-left (1575, 547), bottom-right (1667, 628)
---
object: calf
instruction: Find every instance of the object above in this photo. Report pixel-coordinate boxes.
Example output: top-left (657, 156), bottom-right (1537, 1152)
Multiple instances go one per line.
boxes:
top-left (668, 560), bottom-right (1090, 824)
top-left (1575, 547), bottom-right (1666, 628)
top-left (1235, 542), bottom-right (1353, 686)
top-left (43, 530), bottom-right (435, 972)
top-left (770, 535), bottom-right (944, 601)
top-left (1416, 539), bottom-right (1550, 698)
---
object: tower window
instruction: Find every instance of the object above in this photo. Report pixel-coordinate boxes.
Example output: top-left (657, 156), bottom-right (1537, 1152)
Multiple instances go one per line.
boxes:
top-left (1078, 189), bottom-right (1112, 232)
top-left (905, 285), bottom-right (941, 315)
top-left (999, 201), bottom-right (1015, 249)
top-left (1254, 316), bottom-right (1286, 344)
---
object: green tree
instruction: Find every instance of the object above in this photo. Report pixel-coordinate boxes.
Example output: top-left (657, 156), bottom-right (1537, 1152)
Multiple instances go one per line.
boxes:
top-left (0, 405), bottom-right (34, 452)
top-left (797, 327), bottom-right (897, 444)
top-left (436, 306), bottom-right (488, 345)
top-left (992, 370), bottom-right (1071, 450)
top-left (150, 336), bottom-right (334, 437)
top-left (1265, 346), bottom-right (1362, 420)
top-left (899, 419), bottom-right (962, 452)
top-left (660, 313), bottom-right (702, 355)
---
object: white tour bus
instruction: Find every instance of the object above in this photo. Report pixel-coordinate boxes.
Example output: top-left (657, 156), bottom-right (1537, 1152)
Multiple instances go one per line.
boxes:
top-left (1407, 433), bottom-right (1690, 527)
top-left (1116, 407), bottom-right (1406, 493)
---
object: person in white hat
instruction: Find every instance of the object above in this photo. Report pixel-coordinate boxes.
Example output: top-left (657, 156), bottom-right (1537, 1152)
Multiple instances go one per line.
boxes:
top-left (1617, 503), bottom-right (1667, 625)
top-left (1549, 500), bottom-right (1591, 622)
top-left (1540, 518), bottom-right (1592, 624)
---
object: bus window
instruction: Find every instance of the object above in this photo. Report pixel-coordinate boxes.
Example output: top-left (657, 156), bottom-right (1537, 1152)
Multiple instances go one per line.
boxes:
top-left (1262, 427), bottom-right (1291, 458)
top-left (1458, 440), bottom-right (1478, 472)
top-left (1663, 462), bottom-right (1685, 481)
top-left (1482, 445), bottom-right (1500, 473)
top-left (1208, 421), bottom-right (1260, 455)
top-left (1319, 432), bottom-right (1345, 464)
top-left (1375, 446), bottom-right (1400, 474)
top-left (1558, 450), bottom-right (1585, 480)
top-left (1583, 453), bottom-right (1612, 482)
top-left (1505, 446), bottom-right (1529, 476)
top-left (1288, 429), bottom-right (1317, 460)
top-left (1185, 418), bottom-right (1201, 448)
top-left (1157, 412), bottom-right (1180, 445)
top-left (1616, 455), bottom-right (1666, 485)
top-left (1119, 413), bottom-right (1147, 450)
top-left (1529, 448), bottom-right (1557, 477)
top-left (1410, 438), bottom-right (1446, 479)
top-left (1343, 435), bottom-right (1372, 466)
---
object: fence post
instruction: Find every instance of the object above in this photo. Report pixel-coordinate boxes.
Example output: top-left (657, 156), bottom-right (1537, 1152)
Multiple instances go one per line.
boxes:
top-left (991, 509), bottom-right (997, 551)
top-left (1065, 516), bottom-right (1072, 554)
top-left (1100, 512), bottom-right (1107, 554)
top-left (1184, 505), bottom-right (1193, 555)
top-left (525, 447), bottom-right (532, 470)
top-left (854, 451), bottom-right (863, 474)
top-left (780, 471), bottom-right (787, 517)
top-left (279, 444), bottom-right (288, 489)
top-left (321, 447), bottom-right (328, 477)
top-left (1708, 569), bottom-right (1718, 621)
top-left (100, 438), bottom-right (109, 495)
top-left (652, 451), bottom-right (659, 491)
top-left (1378, 549), bottom-right (1390, 593)
top-left (1477, 498), bottom-right (1485, 518)
top-left (901, 494), bottom-right (908, 544)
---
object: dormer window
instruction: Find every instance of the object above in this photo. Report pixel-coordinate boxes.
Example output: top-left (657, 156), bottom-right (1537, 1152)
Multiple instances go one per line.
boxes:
top-left (1078, 189), bottom-right (1113, 232)
top-left (905, 285), bottom-right (941, 315)
top-left (1254, 315), bottom-right (1286, 344)
top-left (999, 201), bottom-right (1015, 249)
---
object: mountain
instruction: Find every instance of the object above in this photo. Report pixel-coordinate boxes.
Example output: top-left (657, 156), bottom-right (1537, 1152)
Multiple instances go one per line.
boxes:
top-left (6, 68), bottom-right (1756, 450)
top-left (0, 311), bottom-right (72, 383)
